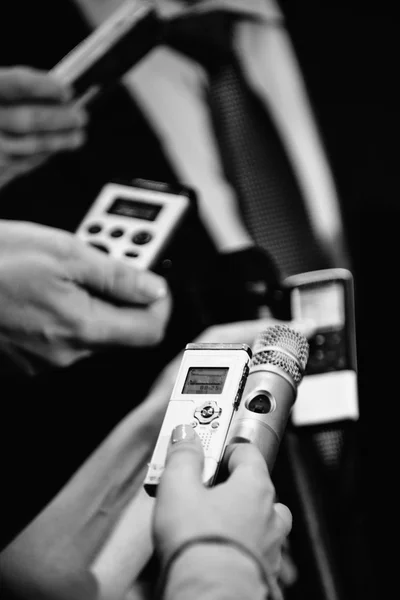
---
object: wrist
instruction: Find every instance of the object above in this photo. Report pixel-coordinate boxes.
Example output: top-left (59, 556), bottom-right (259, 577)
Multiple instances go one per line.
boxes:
top-left (162, 543), bottom-right (268, 600)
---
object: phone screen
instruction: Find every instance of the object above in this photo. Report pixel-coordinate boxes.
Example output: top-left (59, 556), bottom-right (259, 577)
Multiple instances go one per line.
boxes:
top-left (291, 281), bottom-right (345, 329)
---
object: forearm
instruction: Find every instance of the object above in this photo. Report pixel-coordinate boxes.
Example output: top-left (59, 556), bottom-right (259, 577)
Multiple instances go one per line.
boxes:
top-left (162, 545), bottom-right (268, 600)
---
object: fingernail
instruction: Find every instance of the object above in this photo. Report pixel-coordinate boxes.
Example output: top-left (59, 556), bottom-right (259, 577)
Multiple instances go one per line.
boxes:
top-left (71, 131), bottom-right (86, 147)
top-left (171, 424), bottom-right (195, 444)
top-left (153, 284), bottom-right (167, 299)
top-left (140, 274), bottom-right (168, 300)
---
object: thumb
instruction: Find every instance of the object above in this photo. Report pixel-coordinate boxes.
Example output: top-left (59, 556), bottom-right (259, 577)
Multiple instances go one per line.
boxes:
top-left (274, 502), bottom-right (293, 538)
top-left (161, 424), bottom-right (205, 490)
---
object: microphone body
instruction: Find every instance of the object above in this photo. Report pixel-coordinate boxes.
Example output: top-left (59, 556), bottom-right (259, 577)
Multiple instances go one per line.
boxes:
top-left (224, 325), bottom-right (309, 471)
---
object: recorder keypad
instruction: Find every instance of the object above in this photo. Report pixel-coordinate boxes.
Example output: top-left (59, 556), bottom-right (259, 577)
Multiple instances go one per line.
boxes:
top-left (306, 329), bottom-right (347, 374)
top-left (82, 220), bottom-right (154, 262)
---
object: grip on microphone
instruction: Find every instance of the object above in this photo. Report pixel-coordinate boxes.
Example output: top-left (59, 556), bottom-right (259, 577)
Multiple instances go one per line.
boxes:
top-left (223, 324), bottom-right (309, 472)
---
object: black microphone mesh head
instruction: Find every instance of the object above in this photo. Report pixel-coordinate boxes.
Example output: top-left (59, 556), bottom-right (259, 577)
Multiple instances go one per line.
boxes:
top-left (251, 324), bottom-right (309, 386)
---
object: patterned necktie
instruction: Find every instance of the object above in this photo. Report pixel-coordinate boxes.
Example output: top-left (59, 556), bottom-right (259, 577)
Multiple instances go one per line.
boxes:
top-left (164, 11), bottom-right (332, 277)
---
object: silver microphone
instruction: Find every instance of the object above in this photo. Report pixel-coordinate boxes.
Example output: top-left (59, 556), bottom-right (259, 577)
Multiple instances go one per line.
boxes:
top-left (224, 324), bottom-right (309, 471)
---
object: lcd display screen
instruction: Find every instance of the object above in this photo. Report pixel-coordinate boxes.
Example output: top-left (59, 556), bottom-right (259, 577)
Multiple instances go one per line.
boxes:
top-left (107, 197), bottom-right (162, 221)
top-left (182, 367), bottom-right (229, 395)
top-left (292, 282), bottom-right (345, 329)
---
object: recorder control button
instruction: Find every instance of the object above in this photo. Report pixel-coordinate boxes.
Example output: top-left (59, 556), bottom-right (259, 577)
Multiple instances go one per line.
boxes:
top-left (132, 230), bottom-right (152, 245)
top-left (234, 368), bottom-right (249, 409)
top-left (201, 406), bottom-right (215, 418)
top-left (124, 250), bottom-right (140, 258)
top-left (89, 242), bottom-right (110, 254)
top-left (195, 401), bottom-right (221, 424)
top-left (211, 421), bottom-right (220, 429)
top-left (87, 223), bottom-right (102, 234)
top-left (109, 227), bottom-right (125, 238)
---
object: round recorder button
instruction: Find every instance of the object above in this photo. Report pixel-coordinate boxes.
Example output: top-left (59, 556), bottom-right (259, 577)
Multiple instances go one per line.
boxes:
top-left (132, 230), bottom-right (152, 245)
top-left (87, 223), bottom-right (102, 234)
top-left (89, 242), bottom-right (110, 254)
top-left (109, 227), bottom-right (125, 238)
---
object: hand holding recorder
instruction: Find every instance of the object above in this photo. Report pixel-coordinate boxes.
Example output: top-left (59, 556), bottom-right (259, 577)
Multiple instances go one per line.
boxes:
top-left (153, 424), bottom-right (292, 600)
top-left (0, 66), bottom-right (87, 191)
top-left (75, 178), bottom-right (194, 270)
top-left (144, 324), bottom-right (310, 495)
top-left (0, 2), bottom-right (162, 191)
top-left (0, 220), bottom-right (171, 375)
top-left (50, 0), bottom-right (162, 106)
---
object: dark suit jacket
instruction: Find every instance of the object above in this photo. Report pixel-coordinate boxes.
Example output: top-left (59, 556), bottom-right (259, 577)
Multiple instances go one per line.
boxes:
top-left (283, 0), bottom-right (398, 448)
top-left (281, 3), bottom-right (395, 595)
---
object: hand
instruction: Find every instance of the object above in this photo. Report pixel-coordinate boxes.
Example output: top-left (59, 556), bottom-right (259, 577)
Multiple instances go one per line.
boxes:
top-left (0, 66), bottom-right (87, 189)
top-left (0, 220), bottom-right (171, 374)
top-left (153, 423), bottom-right (292, 577)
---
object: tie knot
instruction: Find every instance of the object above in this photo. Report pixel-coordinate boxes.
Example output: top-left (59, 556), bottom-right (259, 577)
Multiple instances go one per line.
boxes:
top-left (163, 11), bottom-right (236, 72)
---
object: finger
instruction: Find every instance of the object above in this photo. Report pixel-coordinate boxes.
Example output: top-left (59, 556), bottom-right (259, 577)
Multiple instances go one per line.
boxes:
top-left (221, 443), bottom-right (276, 498)
top-left (162, 424), bottom-right (205, 487)
top-left (278, 543), bottom-right (298, 588)
top-left (82, 294), bottom-right (170, 347)
top-left (0, 131), bottom-right (85, 157)
top-left (225, 442), bottom-right (269, 476)
top-left (73, 242), bottom-right (169, 305)
top-left (0, 66), bottom-right (71, 103)
top-left (1, 151), bottom-right (54, 175)
top-left (0, 104), bottom-right (87, 134)
top-left (274, 502), bottom-right (293, 538)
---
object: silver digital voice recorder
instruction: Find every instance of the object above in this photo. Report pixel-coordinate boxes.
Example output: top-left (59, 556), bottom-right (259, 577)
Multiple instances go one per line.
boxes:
top-left (144, 343), bottom-right (251, 496)
top-left (144, 324), bottom-right (310, 497)
top-left (76, 179), bottom-right (194, 270)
